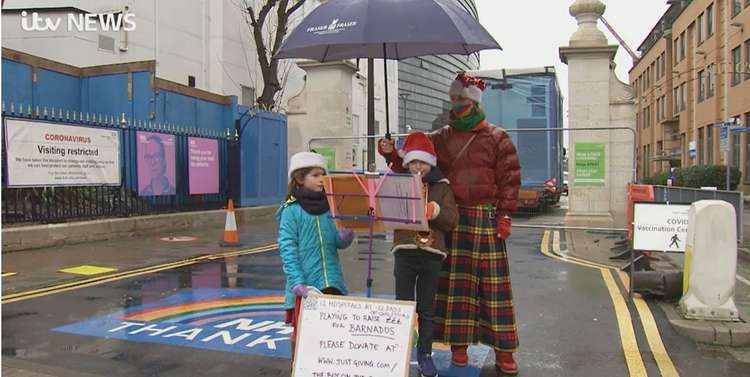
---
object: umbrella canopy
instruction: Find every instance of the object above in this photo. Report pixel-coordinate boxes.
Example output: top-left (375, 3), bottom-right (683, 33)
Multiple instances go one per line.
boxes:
top-left (275, 0), bottom-right (502, 62)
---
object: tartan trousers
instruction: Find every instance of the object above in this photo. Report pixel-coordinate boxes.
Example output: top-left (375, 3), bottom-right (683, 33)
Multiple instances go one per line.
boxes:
top-left (433, 204), bottom-right (519, 352)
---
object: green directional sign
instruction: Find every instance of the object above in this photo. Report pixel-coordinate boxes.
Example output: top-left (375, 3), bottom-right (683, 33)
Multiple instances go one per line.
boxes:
top-left (574, 143), bottom-right (605, 186)
top-left (316, 147), bottom-right (337, 171)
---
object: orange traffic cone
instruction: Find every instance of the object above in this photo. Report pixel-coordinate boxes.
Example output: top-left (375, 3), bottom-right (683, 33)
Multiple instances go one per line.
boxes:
top-left (219, 199), bottom-right (242, 247)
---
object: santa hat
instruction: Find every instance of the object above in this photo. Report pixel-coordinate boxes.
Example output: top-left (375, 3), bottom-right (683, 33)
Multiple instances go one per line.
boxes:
top-left (288, 151), bottom-right (327, 179)
top-left (399, 132), bottom-right (437, 168)
top-left (448, 72), bottom-right (486, 103)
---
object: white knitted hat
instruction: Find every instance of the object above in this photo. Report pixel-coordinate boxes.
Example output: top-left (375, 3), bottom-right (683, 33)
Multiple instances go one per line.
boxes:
top-left (288, 152), bottom-right (327, 179)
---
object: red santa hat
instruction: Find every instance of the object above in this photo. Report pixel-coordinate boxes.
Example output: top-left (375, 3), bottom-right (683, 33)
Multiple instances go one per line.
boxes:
top-left (398, 132), bottom-right (437, 168)
top-left (448, 72), bottom-right (486, 103)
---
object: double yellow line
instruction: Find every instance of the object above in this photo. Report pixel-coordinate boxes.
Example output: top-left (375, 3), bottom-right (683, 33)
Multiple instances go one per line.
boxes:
top-left (2, 243), bottom-right (278, 304)
top-left (541, 230), bottom-right (680, 377)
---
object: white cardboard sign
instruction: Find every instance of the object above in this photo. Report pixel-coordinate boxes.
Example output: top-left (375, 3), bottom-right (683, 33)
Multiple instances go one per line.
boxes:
top-left (292, 295), bottom-right (416, 377)
top-left (633, 203), bottom-right (690, 252)
top-left (4, 118), bottom-right (121, 187)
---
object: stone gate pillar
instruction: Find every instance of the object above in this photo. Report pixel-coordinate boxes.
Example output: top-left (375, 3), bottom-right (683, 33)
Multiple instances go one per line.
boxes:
top-left (560, 0), bottom-right (635, 228)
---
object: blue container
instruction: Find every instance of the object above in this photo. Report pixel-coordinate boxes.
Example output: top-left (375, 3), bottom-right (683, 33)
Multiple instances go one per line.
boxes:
top-left (475, 68), bottom-right (564, 209)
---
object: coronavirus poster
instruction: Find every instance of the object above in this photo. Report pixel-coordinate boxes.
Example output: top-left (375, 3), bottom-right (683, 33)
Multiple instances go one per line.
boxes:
top-left (4, 119), bottom-right (120, 187)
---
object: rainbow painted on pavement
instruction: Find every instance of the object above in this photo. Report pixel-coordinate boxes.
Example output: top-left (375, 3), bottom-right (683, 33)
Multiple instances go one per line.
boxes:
top-left (53, 288), bottom-right (293, 358)
top-left (53, 288), bottom-right (488, 376)
top-left (120, 294), bottom-right (285, 326)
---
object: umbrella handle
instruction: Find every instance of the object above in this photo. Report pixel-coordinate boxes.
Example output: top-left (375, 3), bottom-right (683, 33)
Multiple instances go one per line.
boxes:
top-left (385, 132), bottom-right (391, 140)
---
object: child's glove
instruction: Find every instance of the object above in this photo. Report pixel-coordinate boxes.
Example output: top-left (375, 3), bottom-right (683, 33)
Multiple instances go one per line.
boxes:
top-left (497, 216), bottom-right (512, 240)
top-left (292, 284), bottom-right (308, 297)
top-left (338, 228), bottom-right (354, 248)
top-left (425, 201), bottom-right (441, 220)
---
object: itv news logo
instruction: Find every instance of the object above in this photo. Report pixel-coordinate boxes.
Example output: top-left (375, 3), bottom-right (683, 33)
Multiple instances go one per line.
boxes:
top-left (20, 10), bottom-right (136, 32)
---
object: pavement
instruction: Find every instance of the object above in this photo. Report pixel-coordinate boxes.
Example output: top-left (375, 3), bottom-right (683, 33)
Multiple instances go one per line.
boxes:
top-left (562, 217), bottom-right (750, 348)
top-left (2, 202), bottom-right (750, 376)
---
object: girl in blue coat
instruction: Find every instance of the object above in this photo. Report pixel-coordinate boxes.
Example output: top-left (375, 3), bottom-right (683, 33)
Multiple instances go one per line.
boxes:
top-left (277, 152), bottom-right (354, 324)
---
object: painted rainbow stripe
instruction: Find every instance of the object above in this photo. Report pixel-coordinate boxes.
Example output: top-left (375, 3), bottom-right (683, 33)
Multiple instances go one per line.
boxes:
top-left (121, 295), bottom-right (286, 325)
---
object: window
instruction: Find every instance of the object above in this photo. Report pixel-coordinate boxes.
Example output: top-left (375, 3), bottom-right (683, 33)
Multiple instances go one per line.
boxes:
top-left (707, 125), bottom-right (714, 165)
top-left (657, 141), bottom-right (664, 170)
top-left (673, 87), bottom-right (679, 114)
top-left (732, 46), bottom-right (742, 86)
top-left (661, 96), bottom-right (666, 120)
top-left (660, 53), bottom-right (666, 78)
top-left (698, 128), bottom-right (704, 165)
top-left (707, 64), bottom-right (715, 97)
top-left (673, 39), bottom-right (679, 65)
top-left (707, 4), bottom-right (714, 36)
top-left (733, 0), bottom-right (742, 17)
top-left (745, 39), bottom-right (750, 81)
top-left (746, 113), bottom-right (750, 183)
top-left (680, 83), bottom-right (686, 110)
top-left (680, 32), bottom-right (686, 61)
top-left (698, 70), bottom-right (706, 102)
top-left (697, 13), bottom-right (704, 44)
top-left (656, 98), bottom-right (661, 121)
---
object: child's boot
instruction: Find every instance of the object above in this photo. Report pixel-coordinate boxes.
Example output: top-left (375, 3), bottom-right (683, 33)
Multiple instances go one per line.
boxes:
top-left (417, 353), bottom-right (437, 377)
top-left (450, 345), bottom-right (468, 367)
top-left (495, 350), bottom-right (518, 375)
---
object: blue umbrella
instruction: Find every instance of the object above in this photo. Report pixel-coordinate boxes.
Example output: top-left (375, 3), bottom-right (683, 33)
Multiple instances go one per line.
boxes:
top-left (275, 0), bottom-right (501, 136)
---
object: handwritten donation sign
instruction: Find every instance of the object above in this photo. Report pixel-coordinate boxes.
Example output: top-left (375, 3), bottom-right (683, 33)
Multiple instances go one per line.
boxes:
top-left (4, 118), bottom-right (120, 187)
top-left (633, 202), bottom-right (690, 252)
top-left (292, 295), bottom-right (416, 377)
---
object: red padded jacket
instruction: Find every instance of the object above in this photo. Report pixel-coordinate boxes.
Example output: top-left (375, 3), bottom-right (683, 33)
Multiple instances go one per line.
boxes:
top-left (382, 121), bottom-right (521, 216)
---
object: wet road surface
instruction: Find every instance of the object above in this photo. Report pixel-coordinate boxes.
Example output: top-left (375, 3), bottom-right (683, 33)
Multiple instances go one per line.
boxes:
top-left (3, 222), bottom-right (749, 376)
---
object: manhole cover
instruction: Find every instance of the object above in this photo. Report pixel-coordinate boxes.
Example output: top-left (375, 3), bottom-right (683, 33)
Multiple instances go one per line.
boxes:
top-left (160, 236), bottom-right (198, 242)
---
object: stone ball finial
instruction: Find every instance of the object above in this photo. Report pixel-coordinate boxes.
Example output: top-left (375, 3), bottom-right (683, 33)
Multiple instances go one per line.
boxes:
top-left (569, 0), bottom-right (606, 18)
top-left (568, 0), bottom-right (608, 47)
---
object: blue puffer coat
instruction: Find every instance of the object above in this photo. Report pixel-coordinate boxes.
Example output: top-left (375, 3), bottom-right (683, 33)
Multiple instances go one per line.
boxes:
top-left (276, 199), bottom-right (351, 309)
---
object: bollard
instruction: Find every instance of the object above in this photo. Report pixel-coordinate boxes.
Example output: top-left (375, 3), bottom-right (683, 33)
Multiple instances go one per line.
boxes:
top-left (679, 200), bottom-right (740, 321)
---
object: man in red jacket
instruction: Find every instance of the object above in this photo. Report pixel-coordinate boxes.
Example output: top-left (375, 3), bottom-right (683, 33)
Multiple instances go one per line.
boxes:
top-left (379, 72), bottom-right (521, 375)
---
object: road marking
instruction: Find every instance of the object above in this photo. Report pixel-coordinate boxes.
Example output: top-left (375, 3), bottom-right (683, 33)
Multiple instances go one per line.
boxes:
top-left (600, 268), bottom-right (649, 377)
top-left (58, 265), bottom-right (117, 276)
top-left (632, 298), bottom-right (681, 377)
top-left (549, 231), bottom-right (613, 270)
top-left (2, 243), bottom-right (278, 304)
top-left (541, 230), bottom-right (682, 377)
top-left (2, 272), bottom-right (17, 277)
top-left (737, 274), bottom-right (750, 287)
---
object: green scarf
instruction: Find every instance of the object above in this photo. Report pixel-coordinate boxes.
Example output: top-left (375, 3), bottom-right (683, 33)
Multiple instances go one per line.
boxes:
top-left (450, 106), bottom-right (486, 132)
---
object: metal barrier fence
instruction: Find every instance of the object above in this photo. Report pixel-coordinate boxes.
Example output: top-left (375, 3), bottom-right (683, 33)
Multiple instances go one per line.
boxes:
top-left (653, 185), bottom-right (744, 241)
top-left (1, 107), bottom-right (232, 224)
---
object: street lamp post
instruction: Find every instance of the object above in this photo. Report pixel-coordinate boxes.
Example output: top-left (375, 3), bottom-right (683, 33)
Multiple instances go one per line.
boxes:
top-left (399, 93), bottom-right (411, 134)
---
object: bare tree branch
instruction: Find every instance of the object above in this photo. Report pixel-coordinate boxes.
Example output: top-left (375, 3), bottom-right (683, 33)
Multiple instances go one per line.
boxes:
top-left (246, 0), bottom-right (308, 110)
top-left (286, 0), bottom-right (306, 17)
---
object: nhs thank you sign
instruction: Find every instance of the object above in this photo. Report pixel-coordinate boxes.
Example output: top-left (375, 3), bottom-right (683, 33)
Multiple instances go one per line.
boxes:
top-left (633, 203), bottom-right (690, 252)
top-left (4, 119), bottom-right (120, 187)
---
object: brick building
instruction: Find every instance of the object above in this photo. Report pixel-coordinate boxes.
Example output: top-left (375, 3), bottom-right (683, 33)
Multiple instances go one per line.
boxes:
top-left (630, 0), bottom-right (750, 189)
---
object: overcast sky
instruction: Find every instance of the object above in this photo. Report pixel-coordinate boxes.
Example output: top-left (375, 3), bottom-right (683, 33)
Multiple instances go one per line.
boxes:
top-left (475, 0), bottom-right (669, 123)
